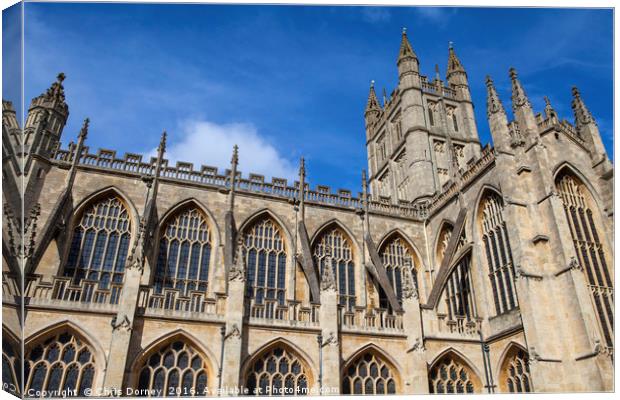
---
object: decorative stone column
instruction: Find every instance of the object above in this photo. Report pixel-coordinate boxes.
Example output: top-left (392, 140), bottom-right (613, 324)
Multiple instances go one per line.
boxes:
top-left (318, 249), bottom-right (341, 395)
top-left (400, 263), bottom-right (427, 394)
top-left (220, 238), bottom-right (246, 395)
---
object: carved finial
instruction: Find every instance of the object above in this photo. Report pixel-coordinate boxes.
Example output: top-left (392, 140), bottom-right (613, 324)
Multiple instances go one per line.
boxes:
top-left (402, 27), bottom-right (407, 34)
top-left (57, 72), bottom-right (66, 83)
top-left (299, 156), bottom-right (305, 176)
top-left (365, 81), bottom-right (381, 114)
top-left (78, 118), bottom-right (89, 140)
top-left (398, 27), bottom-right (417, 62)
top-left (448, 40), bottom-right (453, 49)
top-left (231, 144), bottom-right (239, 166)
top-left (447, 43), bottom-right (465, 76)
top-left (485, 75), bottom-right (505, 117)
top-left (370, 79), bottom-right (375, 88)
top-left (544, 96), bottom-right (557, 120)
top-left (509, 67), bottom-right (531, 111)
top-left (571, 86), bottom-right (594, 127)
top-left (159, 130), bottom-right (167, 154)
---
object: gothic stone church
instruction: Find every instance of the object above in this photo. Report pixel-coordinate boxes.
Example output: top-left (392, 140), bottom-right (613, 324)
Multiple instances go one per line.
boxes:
top-left (2, 30), bottom-right (614, 396)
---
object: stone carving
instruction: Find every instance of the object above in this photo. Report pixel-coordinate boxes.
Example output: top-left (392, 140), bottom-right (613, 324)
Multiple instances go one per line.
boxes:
top-left (229, 238), bottom-right (246, 282)
top-left (111, 314), bottom-right (132, 332)
top-left (402, 261), bottom-right (418, 300)
top-left (568, 257), bottom-right (582, 272)
top-left (320, 247), bottom-right (337, 292)
top-left (409, 337), bottom-right (426, 353)
top-left (126, 219), bottom-right (146, 272)
top-left (225, 324), bottom-right (241, 340)
top-left (321, 331), bottom-right (338, 347)
top-left (528, 347), bottom-right (542, 365)
top-left (23, 203), bottom-right (41, 259)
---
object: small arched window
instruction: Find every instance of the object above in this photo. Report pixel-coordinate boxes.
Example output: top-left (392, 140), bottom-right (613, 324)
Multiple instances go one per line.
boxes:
top-left (378, 235), bottom-right (418, 307)
top-left (154, 206), bottom-right (212, 295)
top-left (2, 335), bottom-right (20, 396)
top-left (500, 347), bottom-right (532, 393)
top-left (245, 346), bottom-right (309, 396)
top-left (136, 340), bottom-right (209, 397)
top-left (243, 217), bottom-right (287, 305)
top-left (480, 192), bottom-right (517, 315)
top-left (556, 172), bottom-right (613, 348)
top-left (429, 355), bottom-right (480, 394)
top-left (64, 194), bottom-right (131, 289)
top-left (313, 226), bottom-right (356, 309)
top-left (342, 351), bottom-right (398, 395)
top-left (24, 330), bottom-right (96, 396)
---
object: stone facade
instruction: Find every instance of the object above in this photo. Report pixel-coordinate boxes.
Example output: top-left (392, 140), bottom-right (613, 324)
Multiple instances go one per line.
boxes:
top-left (2, 30), bottom-right (614, 396)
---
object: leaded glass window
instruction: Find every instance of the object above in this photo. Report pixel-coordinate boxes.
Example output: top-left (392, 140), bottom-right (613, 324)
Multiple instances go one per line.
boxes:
top-left (429, 356), bottom-right (478, 394)
top-left (480, 193), bottom-right (517, 315)
top-left (24, 330), bottom-right (96, 396)
top-left (342, 352), bottom-right (397, 395)
top-left (312, 226), bottom-right (356, 309)
top-left (441, 255), bottom-right (476, 322)
top-left (243, 217), bottom-right (287, 305)
top-left (136, 340), bottom-right (209, 397)
top-left (64, 195), bottom-right (131, 288)
top-left (245, 347), bottom-right (308, 396)
top-left (2, 337), bottom-right (20, 396)
top-left (502, 348), bottom-right (531, 393)
top-left (378, 236), bottom-right (417, 307)
top-left (556, 172), bottom-right (614, 349)
top-left (154, 207), bottom-right (212, 295)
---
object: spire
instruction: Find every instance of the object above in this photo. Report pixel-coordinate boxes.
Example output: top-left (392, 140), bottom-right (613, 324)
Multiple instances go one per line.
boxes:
top-left (543, 96), bottom-right (557, 120)
top-left (78, 118), bottom-right (89, 141)
top-left (447, 43), bottom-right (465, 77)
top-left (228, 145), bottom-right (239, 210)
top-left (509, 67), bottom-right (531, 112)
top-left (571, 86), bottom-right (595, 127)
top-left (365, 80), bottom-right (381, 113)
top-left (37, 73), bottom-right (67, 106)
top-left (298, 157), bottom-right (306, 219)
top-left (397, 27), bottom-right (417, 63)
top-left (382, 87), bottom-right (388, 107)
top-left (485, 76), bottom-right (505, 118)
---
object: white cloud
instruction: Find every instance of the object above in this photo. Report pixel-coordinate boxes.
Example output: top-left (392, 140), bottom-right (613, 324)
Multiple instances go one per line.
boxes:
top-left (361, 7), bottom-right (391, 24)
top-left (414, 7), bottom-right (457, 26)
top-left (153, 120), bottom-right (298, 182)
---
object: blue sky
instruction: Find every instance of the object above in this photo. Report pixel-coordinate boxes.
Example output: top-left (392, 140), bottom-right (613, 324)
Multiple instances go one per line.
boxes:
top-left (3, 4), bottom-right (614, 190)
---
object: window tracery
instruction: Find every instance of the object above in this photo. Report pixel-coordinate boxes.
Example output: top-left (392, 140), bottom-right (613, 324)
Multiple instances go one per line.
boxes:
top-left (480, 193), bottom-right (517, 315)
top-left (313, 226), bottom-right (356, 309)
top-left (136, 340), bottom-right (209, 397)
top-left (556, 172), bottom-right (614, 348)
top-left (429, 356), bottom-right (478, 394)
top-left (501, 348), bottom-right (531, 393)
top-left (154, 206), bottom-right (212, 295)
top-left (378, 236), bottom-right (417, 306)
top-left (245, 347), bottom-right (309, 396)
top-left (64, 195), bottom-right (131, 289)
top-left (24, 330), bottom-right (96, 396)
top-left (2, 337), bottom-right (20, 396)
top-left (342, 351), bottom-right (397, 395)
top-left (243, 217), bottom-right (287, 305)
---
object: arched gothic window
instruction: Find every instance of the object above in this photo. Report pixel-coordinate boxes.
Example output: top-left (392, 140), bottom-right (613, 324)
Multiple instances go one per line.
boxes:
top-left (24, 330), bottom-right (96, 396)
top-left (64, 195), bottom-right (131, 289)
top-left (378, 235), bottom-right (417, 307)
top-left (243, 217), bottom-right (287, 305)
top-left (556, 172), bottom-right (614, 348)
top-left (312, 226), bottom-right (356, 309)
top-left (436, 223), bottom-right (465, 267)
top-left (136, 340), bottom-right (209, 397)
top-left (245, 347), bottom-right (309, 396)
top-left (429, 355), bottom-right (479, 394)
top-left (342, 351), bottom-right (398, 395)
top-left (500, 347), bottom-right (531, 393)
top-left (480, 193), bottom-right (517, 315)
top-left (2, 336), bottom-right (20, 396)
top-left (154, 207), bottom-right (212, 295)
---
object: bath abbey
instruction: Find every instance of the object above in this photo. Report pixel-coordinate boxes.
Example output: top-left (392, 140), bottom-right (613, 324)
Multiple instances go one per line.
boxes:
top-left (2, 29), bottom-right (614, 396)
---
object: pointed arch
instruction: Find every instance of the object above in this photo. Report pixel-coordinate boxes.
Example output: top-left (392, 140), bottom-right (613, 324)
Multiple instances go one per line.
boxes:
top-left (376, 229), bottom-right (422, 305)
top-left (434, 220), bottom-right (455, 267)
top-left (496, 342), bottom-right (532, 393)
top-left (341, 343), bottom-right (402, 395)
top-left (241, 337), bottom-right (315, 396)
top-left (309, 219), bottom-right (361, 255)
top-left (552, 162), bottom-right (608, 215)
top-left (428, 348), bottom-right (482, 394)
top-left (239, 210), bottom-right (290, 307)
top-left (62, 186), bottom-right (136, 291)
top-left (24, 320), bottom-right (105, 396)
top-left (554, 166), bottom-right (614, 349)
top-left (153, 199), bottom-right (219, 295)
top-left (238, 209), bottom-right (293, 251)
top-left (2, 325), bottom-right (21, 396)
top-left (310, 219), bottom-right (359, 309)
top-left (129, 329), bottom-right (217, 396)
top-left (476, 187), bottom-right (518, 316)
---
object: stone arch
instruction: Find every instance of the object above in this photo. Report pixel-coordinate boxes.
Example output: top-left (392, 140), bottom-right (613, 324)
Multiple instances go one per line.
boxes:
top-left (472, 184), bottom-right (503, 238)
top-left (552, 162), bottom-right (607, 215)
top-left (377, 228), bottom-right (424, 268)
top-left (341, 343), bottom-right (403, 395)
top-left (128, 329), bottom-right (218, 396)
top-left (237, 209), bottom-right (293, 252)
top-left (60, 186), bottom-right (138, 285)
top-left (434, 219), bottom-right (455, 268)
top-left (240, 337), bottom-right (316, 395)
top-left (310, 219), bottom-right (361, 309)
top-left (2, 325), bottom-right (21, 396)
top-left (496, 342), bottom-right (532, 393)
top-left (428, 348), bottom-right (483, 394)
top-left (151, 199), bottom-right (221, 294)
top-left (24, 320), bottom-right (106, 394)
